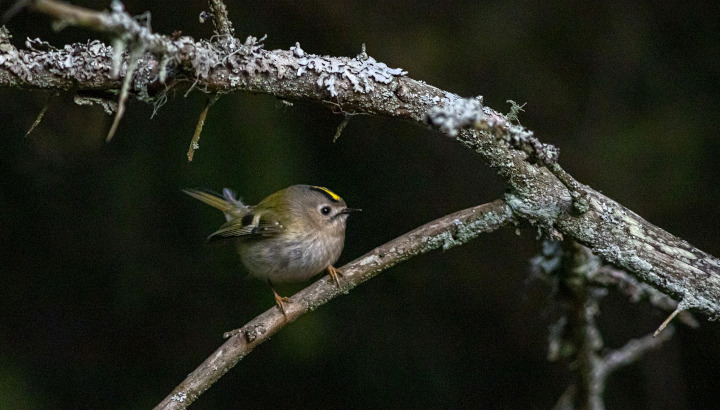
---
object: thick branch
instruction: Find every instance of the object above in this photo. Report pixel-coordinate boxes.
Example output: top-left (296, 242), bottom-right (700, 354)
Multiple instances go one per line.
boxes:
top-left (154, 200), bottom-right (514, 409)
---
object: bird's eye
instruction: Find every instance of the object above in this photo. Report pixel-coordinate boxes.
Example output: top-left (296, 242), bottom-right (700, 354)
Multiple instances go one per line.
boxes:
top-left (320, 206), bottom-right (331, 215)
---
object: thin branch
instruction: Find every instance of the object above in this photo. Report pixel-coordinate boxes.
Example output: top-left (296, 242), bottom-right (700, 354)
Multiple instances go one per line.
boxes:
top-left (555, 241), bottom-right (605, 410)
top-left (593, 265), bottom-right (698, 329)
top-left (548, 242), bottom-right (677, 409)
top-left (31, 0), bottom-right (178, 55)
top-left (154, 200), bottom-right (515, 409)
top-left (207, 0), bottom-right (234, 37)
top-left (32, 0), bottom-right (108, 30)
top-left (604, 325), bottom-right (675, 374)
top-left (654, 307), bottom-right (683, 337)
top-left (106, 43), bottom-right (144, 141)
top-left (187, 94), bottom-right (219, 161)
top-left (553, 325), bottom-right (674, 408)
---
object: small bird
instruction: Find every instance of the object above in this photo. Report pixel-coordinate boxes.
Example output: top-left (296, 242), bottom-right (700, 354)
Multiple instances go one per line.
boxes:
top-left (184, 184), bottom-right (360, 315)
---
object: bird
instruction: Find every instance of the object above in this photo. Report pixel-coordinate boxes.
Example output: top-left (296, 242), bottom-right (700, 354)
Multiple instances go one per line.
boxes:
top-left (184, 184), bottom-right (360, 316)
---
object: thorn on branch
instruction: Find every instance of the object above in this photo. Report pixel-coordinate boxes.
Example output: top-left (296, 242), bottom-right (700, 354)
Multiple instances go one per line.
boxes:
top-left (25, 93), bottom-right (53, 136)
top-left (290, 42), bottom-right (304, 57)
top-left (187, 94), bottom-right (219, 161)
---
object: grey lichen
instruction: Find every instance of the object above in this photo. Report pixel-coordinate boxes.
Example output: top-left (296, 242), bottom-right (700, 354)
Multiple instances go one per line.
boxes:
top-left (427, 96), bottom-right (560, 165)
top-left (424, 206), bottom-right (513, 252)
top-left (240, 323), bottom-right (266, 342)
top-left (170, 392), bottom-right (187, 402)
top-left (73, 94), bottom-right (118, 114)
top-left (454, 210), bottom-right (509, 243)
top-left (626, 253), bottom-right (653, 273)
top-left (290, 42), bottom-right (304, 58)
top-left (0, 28), bottom-right (114, 86)
top-left (426, 96), bottom-right (484, 137)
top-left (504, 191), bottom-right (562, 227)
top-left (296, 53), bottom-right (407, 97)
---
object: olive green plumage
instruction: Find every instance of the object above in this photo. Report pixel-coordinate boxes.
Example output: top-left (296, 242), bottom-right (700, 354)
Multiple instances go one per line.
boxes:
top-left (184, 184), bottom-right (360, 314)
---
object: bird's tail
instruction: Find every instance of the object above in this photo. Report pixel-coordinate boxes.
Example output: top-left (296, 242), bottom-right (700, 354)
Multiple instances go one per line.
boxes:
top-left (183, 188), bottom-right (249, 220)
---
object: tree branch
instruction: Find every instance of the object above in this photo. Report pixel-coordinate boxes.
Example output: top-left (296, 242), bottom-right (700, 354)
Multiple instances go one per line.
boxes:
top-left (207, 0), bottom-right (234, 37)
top-left (2, 0), bottom-right (718, 315)
top-left (2, 2), bottom-right (719, 407)
top-left (153, 200), bottom-right (515, 409)
top-left (545, 241), bottom-right (676, 409)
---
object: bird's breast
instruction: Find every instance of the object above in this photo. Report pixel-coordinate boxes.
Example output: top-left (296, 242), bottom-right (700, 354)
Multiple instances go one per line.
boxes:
top-left (237, 230), bottom-right (345, 284)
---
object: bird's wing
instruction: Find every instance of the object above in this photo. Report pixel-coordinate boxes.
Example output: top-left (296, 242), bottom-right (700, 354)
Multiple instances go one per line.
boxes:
top-left (206, 209), bottom-right (286, 243)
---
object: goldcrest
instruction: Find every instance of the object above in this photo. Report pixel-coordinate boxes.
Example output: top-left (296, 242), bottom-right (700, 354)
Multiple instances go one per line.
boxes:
top-left (184, 185), bottom-right (360, 314)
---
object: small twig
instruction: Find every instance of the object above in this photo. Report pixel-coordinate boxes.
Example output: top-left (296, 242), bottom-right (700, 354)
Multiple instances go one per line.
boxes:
top-left (605, 325), bottom-right (675, 374)
top-left (31, 0), bottom-right (178, 55)
top-left (183, 80), bottom-right (199, 98)
top-left (187, 94), bottom-right (219, 161)
top-left (2, 0), bottom-right (31, 22)
top-left (207, 0), bottom-right (234, 36)
top-left (106, 43), bottom-right (145, 142)
top-left (505, 99), bottom-right (525, 124)
top-left (593, 265), bottom-right (699, 329)
top-left (154, 200), bottom-right (514, 409)
top-left (548, 241), bottom-right (678, 409)
top-left (333, 114), bottom-right (351, 142)
top-left (158, 54), bottom-right (170, 84)
top-left (32, 0), bottom-right (108, 30)
top-left (554, 326), bottom-right (676, 410)
top-left (25, 93), bottom-right (53, 136)
top-left (654, 305), bottom-right (683, 337)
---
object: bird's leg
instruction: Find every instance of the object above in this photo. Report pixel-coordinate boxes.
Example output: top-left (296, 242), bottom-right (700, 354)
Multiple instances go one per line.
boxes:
top-left (268, 281), bottom-right (288, 319)
top-left (327, 265), bottom-right (343, 287)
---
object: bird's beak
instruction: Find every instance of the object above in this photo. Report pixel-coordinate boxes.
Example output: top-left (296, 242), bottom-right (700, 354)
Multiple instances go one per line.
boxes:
top-left (340, 207), bottom-right (362, 214)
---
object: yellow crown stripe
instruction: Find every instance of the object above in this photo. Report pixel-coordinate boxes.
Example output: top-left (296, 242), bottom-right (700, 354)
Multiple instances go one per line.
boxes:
top-left (311, 186), bottom-right (341, 202)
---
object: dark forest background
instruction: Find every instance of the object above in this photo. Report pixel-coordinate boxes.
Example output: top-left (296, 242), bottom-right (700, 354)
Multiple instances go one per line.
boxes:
top-left (1, 1), bottom-right (719, 408)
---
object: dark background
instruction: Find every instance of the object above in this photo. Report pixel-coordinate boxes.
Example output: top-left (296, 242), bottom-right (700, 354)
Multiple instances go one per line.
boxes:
top-left (1, 1), bottom-right (719, 409)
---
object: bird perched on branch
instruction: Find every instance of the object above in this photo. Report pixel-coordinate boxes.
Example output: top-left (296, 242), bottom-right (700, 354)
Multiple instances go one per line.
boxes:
top-left (184, 184), bottom-right (360, 316)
